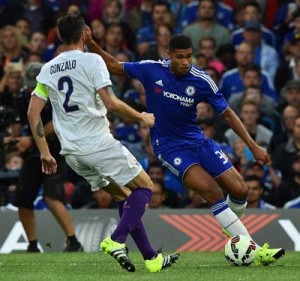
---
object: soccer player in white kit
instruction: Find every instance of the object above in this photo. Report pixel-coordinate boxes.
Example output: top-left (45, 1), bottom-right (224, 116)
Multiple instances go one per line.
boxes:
top-left (27, 13), bottom-right (179, 272)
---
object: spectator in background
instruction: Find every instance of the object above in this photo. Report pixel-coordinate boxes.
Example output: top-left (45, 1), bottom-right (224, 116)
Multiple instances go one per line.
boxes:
top-left (243, 161), bottom-right (282, 196)
top-left (102, 0), bottom-right (135, 50)
top-left (12, 62), bottom-right (83, 253)
top-left (269, 105), bottom-right (299, 154)
top-left (28, 32), bottom-right (47, 59)
top-left (275, 36), bottom-right (300, 93)
top-left (177, 0), bottom-right (234, 32)
top-left (22, 0), bottom-right (56, 34)
top-left (103, 23), bottom-right (134, 61)
top-left (195, 53), bottom-right (209, 69)
top-left (0, 63), bottom-right (23, 110)
top-left (90, 19), bottom-right (106, 46)
top-left (0, 63), bottom-right (24, 138)
top-left (272, 115), bottom-right (300, 181)
top-left (270, 155), bottom-right (300, 208)
top-left (15, 18), bottom-right (31, 48)
top-left (148, 179), bottom-right (167, 208)
top-left (0, 25), bottom-right (28, 76)
top-left (242, 20), bottom-right (279, 81)
top-left (147, 162), bottom-right (182, 207)
top-left (136, 0), bottom-right (172, 57)
top-left (183, 0), bottom-right (231, 55)
top-left (220, 42), bottom-right (276, 100)
top-left (245, 175), bottom-right (276, 209)
top-left (0, 151), bottom-right (23, 211)
top-left (231, 1), bottom-right (276, 48)
top-left (283, 9), bottom-right (300, 44)
top-left (229, 85), bottom-right (275, 118)
top-left (141, 22), bottom-right (173, 60)
top-left (225, 100), bottom-right (273, 149)
top-left (198, 36), bottom-right (225, 74)
top-left (276, 79), bottom-right (300, 114)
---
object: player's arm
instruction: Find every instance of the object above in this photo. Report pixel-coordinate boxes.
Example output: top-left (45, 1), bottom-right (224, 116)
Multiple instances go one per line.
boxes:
top-left (221, 107), bottom-right (270, 165)
top-left (27, 83), bottom-right (57, 174)
top-left (84, 26), bottom-right (125, 76)
top-left (98, 86), bottom-right (154, 127)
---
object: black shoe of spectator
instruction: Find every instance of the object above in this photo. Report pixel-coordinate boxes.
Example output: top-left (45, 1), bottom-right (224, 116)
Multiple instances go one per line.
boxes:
top-left (63, 240), bottom-right (84, 252)
top-left (27, 245), bottom-right (40, 253)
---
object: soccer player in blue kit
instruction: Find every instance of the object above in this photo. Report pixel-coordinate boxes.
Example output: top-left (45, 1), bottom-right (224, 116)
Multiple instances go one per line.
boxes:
top-left (85, 30), bottom-right (285, 266)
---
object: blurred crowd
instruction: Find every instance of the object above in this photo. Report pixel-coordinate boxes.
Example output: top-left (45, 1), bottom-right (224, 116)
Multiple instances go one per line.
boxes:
top-left (0, 0), bottom-right (300, 211)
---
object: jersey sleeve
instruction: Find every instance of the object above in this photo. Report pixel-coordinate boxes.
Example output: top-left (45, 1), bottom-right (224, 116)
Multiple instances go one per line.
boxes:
top-left (32, 82), bottom-right (49, 101)
top-left (91, 54), bottom-right (112, 90)
top-left (200, 72), bottom-right (229, 114)
top-left (123, 61), bottom-right (153, 83)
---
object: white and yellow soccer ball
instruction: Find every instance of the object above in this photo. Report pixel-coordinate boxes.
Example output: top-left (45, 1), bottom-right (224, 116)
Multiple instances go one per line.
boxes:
top-left (224, 235), bottom-right (258, 266)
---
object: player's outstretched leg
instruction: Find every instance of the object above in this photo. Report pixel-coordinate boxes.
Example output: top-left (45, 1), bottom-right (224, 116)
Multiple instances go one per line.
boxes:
top-left (254, 243), bottom-right (285, 266)
top-left (145, 252), bottom-right (180, 272)
top-left (100, 236), bottom-right (135, 272)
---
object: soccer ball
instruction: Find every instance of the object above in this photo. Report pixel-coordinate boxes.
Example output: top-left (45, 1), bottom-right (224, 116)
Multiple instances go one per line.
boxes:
top-left (224, 235), bottom-right (257, 266)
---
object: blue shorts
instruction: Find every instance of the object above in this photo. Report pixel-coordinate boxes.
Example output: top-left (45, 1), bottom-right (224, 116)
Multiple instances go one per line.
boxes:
top-left (156, 138), bottom-right (233, 182)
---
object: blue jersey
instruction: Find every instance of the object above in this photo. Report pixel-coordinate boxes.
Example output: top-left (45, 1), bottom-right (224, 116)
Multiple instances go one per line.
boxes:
top-left (124, 60), bottom-right (228, 153)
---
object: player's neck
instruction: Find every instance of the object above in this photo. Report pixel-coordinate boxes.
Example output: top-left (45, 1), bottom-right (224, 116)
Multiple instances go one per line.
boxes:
top-left (64, 42), bottom-right (84, 52)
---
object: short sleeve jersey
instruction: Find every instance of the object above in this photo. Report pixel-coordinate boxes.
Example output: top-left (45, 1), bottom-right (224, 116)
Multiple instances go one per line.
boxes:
top-left (34, 50), bottom-right (113, 155)
top-left (124, 60), bottom-right (228, 153)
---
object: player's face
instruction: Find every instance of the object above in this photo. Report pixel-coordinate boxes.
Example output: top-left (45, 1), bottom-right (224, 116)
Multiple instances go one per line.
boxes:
top-left (168, 48), bottom-right (193, 76)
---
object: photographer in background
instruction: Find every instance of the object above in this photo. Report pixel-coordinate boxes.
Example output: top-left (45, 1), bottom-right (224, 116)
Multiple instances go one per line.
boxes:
top-left (0, 151), bottom-right (23, 211)
top-left (11, 62), bottom-right (83, 253)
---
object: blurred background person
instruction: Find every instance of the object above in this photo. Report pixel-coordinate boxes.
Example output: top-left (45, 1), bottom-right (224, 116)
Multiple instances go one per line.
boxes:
top-left (245, 175), bottom-right (276, 209)
top-left (148, 179), bottom-right (167, 209)
top-left (220, 42), bottom-right (276, 100)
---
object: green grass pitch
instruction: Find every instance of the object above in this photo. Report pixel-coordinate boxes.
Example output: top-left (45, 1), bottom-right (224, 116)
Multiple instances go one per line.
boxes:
top-left (1, 252), bottom-right (299, 281)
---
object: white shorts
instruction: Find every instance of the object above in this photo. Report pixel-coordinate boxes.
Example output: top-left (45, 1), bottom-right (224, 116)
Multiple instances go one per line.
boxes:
top-left (65, 140), bottom-right (142, 191)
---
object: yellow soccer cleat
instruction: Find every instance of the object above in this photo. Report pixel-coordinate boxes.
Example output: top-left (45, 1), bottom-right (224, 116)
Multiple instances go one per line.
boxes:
top-left (254, 243), bottom-right (285, 266)
top-left (145, 252), bottom-right (180, 273)
top-left (100, 236), bottom-right (135, 272)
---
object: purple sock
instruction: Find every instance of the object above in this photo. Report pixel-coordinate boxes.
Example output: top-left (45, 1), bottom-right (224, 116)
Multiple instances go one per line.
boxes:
top-left (111, 187), bottom-right (152, 244)
top-left (117, 201), bottom-right (157, 260)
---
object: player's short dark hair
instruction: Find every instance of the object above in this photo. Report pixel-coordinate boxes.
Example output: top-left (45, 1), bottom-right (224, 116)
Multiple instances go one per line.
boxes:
top-left (57, 13), bottom-right (85, 45)
top-left (168, 34), bottom-right (192, 52)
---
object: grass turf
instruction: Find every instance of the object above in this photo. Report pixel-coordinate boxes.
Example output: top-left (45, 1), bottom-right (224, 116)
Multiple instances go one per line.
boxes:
top-left (0, 251), bottom-right (299, 281)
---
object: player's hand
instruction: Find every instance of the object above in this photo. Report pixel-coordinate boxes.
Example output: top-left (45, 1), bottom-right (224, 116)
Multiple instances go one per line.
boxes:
top-left (141, 112), bottom-right (155, 128)
top-left (40, 154), bottom-right (57, 175)
top-left (83, 25), bottom-right (93, 45)
top-left (250, 144), bottom-right (270, 165)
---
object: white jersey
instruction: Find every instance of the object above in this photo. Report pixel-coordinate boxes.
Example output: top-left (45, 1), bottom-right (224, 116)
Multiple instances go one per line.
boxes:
top-left (35, 50), bottom-right (115, 155)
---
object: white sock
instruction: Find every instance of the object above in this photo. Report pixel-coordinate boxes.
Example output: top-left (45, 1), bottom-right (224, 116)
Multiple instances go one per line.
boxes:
top-left (226, 195), bottom-right (247, 218)
top-left (211, 199), bottom-right (250, 238)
